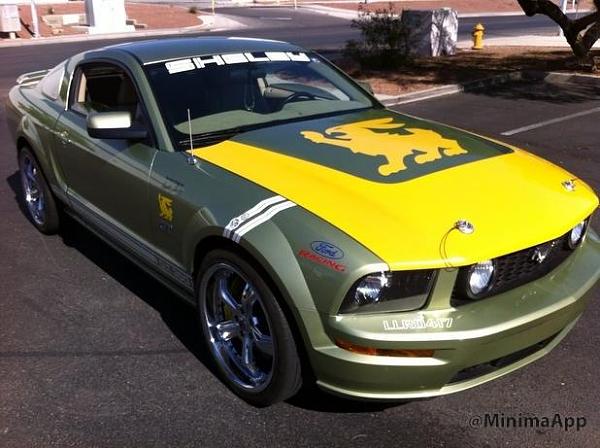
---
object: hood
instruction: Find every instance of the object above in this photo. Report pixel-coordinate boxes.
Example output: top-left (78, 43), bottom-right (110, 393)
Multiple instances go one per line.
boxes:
top-left (189, 108), bottom-right (598, 270)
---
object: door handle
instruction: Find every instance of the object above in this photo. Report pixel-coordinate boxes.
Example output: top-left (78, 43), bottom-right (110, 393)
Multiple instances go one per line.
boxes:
top-left (58, 130), bottom-right (70, 144)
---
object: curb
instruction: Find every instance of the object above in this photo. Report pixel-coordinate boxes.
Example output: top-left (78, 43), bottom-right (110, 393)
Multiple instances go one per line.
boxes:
top-left (459, 9), bottom-right (591, 18)
top-left (299, 4), bottom-right (358, 20)
top-left (381, 72), bottom-right (526, 106)
top-left (301, 5), bottom-right (593, 21)
top-left (0, 14), bottom-right (246, 48)
top-left (379, 70), bottom-right (600, 106)
top-left (457, 35), bottom-right (600, 50)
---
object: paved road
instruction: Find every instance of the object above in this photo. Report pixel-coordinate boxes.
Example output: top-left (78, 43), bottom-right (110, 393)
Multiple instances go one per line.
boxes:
top-left (1, 30), bottom-right (600, 448)
top-left (140, 0), bottom-right (587, 39)
top-left (0, 7), bottom-right (586, 55)
top-left (0, 7), bottom-right (584, 86)
top-left (214, 8), bottom-right (591, 47)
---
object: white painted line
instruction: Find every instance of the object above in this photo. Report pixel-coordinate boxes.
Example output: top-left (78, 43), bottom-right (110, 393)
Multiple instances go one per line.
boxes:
top-left (390, 86), bottom-right (463, 106)
top-left (501, 107), bottom-right (600, 136)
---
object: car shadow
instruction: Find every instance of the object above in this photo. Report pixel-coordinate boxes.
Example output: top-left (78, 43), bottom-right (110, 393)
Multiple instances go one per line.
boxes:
top-left (6, 170), bottom-right (216, 373)
top-left (287, 382), bottom-right (414, 413)
top-left (6, 170), bottom-right (409, 413)
top-left (63, 218), bottom-right (217, 375)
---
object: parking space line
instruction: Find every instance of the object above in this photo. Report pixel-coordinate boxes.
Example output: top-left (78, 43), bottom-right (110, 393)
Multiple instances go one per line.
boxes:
top-left (501, 107), bottom-right (600, 136)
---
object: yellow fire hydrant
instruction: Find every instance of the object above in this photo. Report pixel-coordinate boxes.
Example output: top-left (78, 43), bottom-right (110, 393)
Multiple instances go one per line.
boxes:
top-left (472, 23), bottom-right (485, 50)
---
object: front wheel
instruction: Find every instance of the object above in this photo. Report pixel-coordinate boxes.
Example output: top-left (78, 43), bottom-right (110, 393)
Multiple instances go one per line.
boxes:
top-left (196, 249), bottom-right (302, 406)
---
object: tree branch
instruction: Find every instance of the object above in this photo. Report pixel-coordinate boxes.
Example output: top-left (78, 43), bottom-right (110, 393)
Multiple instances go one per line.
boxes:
top-left (572, 11), bottom-right (600, 34)
top-left (517, 0), bottom-right (600, 67)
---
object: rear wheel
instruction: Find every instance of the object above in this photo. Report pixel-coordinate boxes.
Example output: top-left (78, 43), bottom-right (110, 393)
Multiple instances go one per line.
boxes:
top-left (196, 249), bottom-right (302, 406)
top-left (18, 146), bottom-right (60, 234)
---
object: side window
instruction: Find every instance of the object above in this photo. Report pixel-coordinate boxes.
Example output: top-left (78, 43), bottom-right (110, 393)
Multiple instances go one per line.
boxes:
top-left (39, 63), bottom-right (65, 100)
top-left (70, 63), bottom-right (143, 125)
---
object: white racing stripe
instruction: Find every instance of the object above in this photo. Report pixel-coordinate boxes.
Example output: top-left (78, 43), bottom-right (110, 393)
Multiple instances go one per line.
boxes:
top-left (223, 195), bottom-right (293, 240)
top-left (231, 200), bottom-right (297, 243)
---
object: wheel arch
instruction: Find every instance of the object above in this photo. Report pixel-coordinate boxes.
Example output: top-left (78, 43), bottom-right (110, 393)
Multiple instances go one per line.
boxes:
top-left (16, 135), bottom-right (30, 151)
top-left (192, 234), bottom-right (317, 382)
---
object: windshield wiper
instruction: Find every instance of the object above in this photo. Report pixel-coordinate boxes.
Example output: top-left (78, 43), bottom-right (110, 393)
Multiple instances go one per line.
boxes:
top-left (180, 124), bottom-right (264, 148)
top-left (179, 106), bottom-right (375, 149)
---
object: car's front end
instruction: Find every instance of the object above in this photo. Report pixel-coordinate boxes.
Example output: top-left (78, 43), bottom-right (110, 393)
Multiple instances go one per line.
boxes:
top-left (187, 106), bottom-right (600, 400)
top-left (307, 222), bottom-right (600, 399)
top-left (134, 37), bottom-right (600, 401)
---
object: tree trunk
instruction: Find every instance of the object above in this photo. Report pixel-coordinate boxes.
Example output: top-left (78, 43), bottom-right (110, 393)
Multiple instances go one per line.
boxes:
top-left (516, 0), bottom-right (600, 70)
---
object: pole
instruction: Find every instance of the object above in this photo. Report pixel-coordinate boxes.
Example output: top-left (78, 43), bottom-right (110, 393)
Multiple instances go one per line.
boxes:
top-left (558, 0), bottom-right (567, 37)
top-left (29, 0), bottom-right (39, 38)
top-left (212, 0), bottom-right (215, 15)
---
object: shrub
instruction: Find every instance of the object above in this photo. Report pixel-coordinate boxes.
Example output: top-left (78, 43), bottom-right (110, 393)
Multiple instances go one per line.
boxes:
top-left (345, 4), bottom-right (414, 69)
top-left (189, 6), bottom-right (198, 14)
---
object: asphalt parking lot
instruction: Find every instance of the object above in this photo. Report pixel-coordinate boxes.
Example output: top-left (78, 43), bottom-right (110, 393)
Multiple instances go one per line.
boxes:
top-left (1, 52), bottom-right (599, 446)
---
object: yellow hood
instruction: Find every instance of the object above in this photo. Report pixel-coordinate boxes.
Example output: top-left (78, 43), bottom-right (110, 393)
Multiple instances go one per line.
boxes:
top-left (189, 115), bottom-right (598, 269)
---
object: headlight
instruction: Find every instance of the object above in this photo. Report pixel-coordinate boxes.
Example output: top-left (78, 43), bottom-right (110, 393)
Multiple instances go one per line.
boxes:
top-left (339, 270), bottom-right (436, 314)
top-left (567, 220), bottom-right (588, 249)
top-left (466, 260), bottom-right (495, 298)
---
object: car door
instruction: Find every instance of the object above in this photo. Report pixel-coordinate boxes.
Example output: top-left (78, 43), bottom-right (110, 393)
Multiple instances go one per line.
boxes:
top-left (54, 61), bottom-right (157, 247)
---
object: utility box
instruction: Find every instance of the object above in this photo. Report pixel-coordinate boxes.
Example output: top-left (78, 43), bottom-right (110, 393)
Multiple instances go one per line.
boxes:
top-left (85, 0), bottom-right (134, 34)
top-left (402, 8), bottom-right (458, 57)
top-left (0, 5), bottom-right (21, 33)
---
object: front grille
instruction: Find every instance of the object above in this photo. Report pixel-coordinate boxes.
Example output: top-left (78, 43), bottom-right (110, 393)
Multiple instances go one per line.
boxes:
top-left (452, 231), bottom-right (577, 305)
top-left (448, 332), bottom-right (559, 384)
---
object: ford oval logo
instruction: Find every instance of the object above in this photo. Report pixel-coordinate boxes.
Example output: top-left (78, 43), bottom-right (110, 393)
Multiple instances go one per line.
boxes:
top-left (310, 241), bottom-right (344, 260)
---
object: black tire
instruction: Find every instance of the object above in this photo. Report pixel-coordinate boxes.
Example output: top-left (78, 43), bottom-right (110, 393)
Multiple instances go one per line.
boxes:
top-left (18, 146), bottom-right (60, 234)
top-left (196, 249), bottom-right (302, 406)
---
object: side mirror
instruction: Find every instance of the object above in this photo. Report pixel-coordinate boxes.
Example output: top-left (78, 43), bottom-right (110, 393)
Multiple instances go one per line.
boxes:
top-left (87, 111), bottom-right (147, 140)
top-left (356, 80), bottom-right (374, 95)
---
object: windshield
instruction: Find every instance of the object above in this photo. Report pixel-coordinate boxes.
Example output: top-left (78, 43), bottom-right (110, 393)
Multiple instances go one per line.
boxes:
top-left (144, 51), bottom-right (376, 148)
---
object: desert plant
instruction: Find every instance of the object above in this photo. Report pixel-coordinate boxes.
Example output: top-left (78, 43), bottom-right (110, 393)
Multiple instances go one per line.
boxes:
top-left (344, 4), bottom-right (414, 69)
top-left (189, 6), bottom-right (198, 14)
top-left (47, 7), bottom-right (56, 15)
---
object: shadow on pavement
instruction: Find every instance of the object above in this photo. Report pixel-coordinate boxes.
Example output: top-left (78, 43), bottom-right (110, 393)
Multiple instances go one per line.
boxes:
top-left (6, 170), bottom-right (408, 413)
top-left (287, 382), bottom-right (413, 413)
top-left (468, 77), bottom-right (600, 104)
top-left (6, 169), bottom-right (216, 375)
top-left (338, 49), bottom-right (600, 105)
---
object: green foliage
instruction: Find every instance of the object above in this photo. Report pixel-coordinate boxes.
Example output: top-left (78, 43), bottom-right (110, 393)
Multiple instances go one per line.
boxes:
top-left (345, 4), bottom-right (414, 69)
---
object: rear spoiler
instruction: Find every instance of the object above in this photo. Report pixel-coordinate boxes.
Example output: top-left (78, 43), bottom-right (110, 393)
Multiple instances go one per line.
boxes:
top-left (16, 69), bottom-right (50, 86)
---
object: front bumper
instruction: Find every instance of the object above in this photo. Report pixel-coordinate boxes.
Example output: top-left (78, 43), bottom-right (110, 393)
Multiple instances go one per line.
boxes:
top-left (301, 229), bottom-right (600, 400)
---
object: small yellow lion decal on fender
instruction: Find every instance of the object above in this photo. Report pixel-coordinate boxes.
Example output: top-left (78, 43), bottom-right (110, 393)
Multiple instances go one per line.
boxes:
top-left (301, 117), bottom-right (468, 176)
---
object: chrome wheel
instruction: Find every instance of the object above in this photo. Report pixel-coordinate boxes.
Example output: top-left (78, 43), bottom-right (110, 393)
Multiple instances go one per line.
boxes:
top-left (20, 153), bottom-right (45, 226)
top-left (201, 263), bottom-right (275, 391)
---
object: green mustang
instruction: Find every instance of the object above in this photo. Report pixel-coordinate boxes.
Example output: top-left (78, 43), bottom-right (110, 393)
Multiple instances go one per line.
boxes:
top-left (5, 37), bottom-right (600, 406)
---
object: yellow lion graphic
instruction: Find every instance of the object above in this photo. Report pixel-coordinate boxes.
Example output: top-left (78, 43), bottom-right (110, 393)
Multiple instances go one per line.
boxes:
top-left (301, 117), bottom-right (468, 176)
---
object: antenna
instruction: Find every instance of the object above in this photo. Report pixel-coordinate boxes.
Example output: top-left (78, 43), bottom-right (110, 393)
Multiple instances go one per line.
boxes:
top-left (187, 108), bottom-right (194, 152)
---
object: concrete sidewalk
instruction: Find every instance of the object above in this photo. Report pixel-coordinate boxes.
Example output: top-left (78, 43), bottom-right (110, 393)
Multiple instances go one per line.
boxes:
top-left (457, 35), bottom-right (600, 49)
top-left (302, 0), bottom-right (591, 20)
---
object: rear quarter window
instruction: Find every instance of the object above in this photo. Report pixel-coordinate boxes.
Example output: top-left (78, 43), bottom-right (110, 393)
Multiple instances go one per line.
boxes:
top-left (39, 64), bottom-right (65, 100)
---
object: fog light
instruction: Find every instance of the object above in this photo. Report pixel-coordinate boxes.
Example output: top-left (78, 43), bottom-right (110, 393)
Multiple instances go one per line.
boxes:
top-left (568, 220), bottom-right (587, 249)
top-left (467, 260), bottom-right (494, 297)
